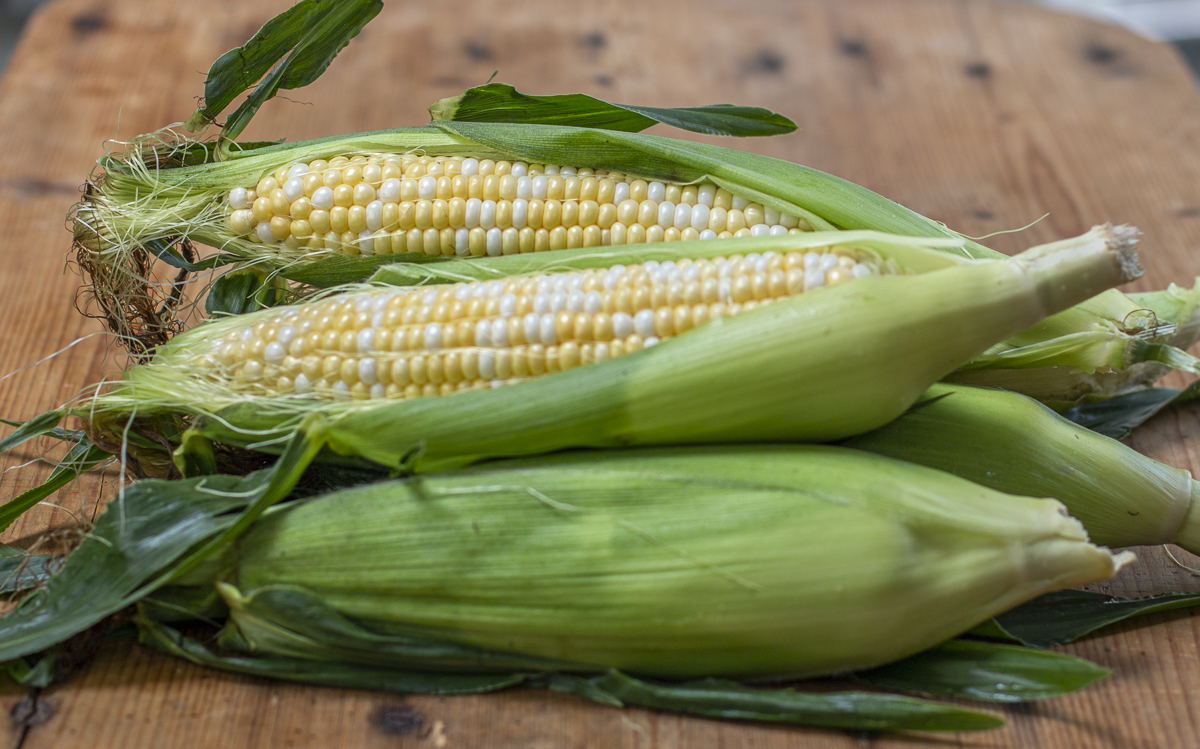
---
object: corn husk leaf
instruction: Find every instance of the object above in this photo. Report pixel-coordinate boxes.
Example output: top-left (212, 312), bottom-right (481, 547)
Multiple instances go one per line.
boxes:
top-left (184, 0), bottom-right (383, 141)
top-left (0, 419), bottom-right (319, 663)
top-left (1061, 381), bottom-right (1200, 439)
top-left (0, 410), bottom-right (68, 453)
top-left (137, 617), bottom-right (1003, 732)
top-left (139, 616), bottom-right (532, 694)
top-left (0, 441), bottom-right (110, 534)
top-left (211, 582), bottom-right (1105, 705)
top-left (428, 82), bottom-right (797, 137)
top-left (972, 590), bottom-right (1200, 648)
top-left (853, 640), bottom-right (1109, 702)
top-left (0, 553), bottom-right (54, 594)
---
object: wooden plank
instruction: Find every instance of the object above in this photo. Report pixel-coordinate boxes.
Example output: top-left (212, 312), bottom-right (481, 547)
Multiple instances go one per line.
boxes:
top-left (0, 0), bottom-right (1199, 746)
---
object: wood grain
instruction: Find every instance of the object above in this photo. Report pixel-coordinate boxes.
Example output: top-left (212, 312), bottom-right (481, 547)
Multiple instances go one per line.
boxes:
top-left (1, 0), bottom-right (1200, 746)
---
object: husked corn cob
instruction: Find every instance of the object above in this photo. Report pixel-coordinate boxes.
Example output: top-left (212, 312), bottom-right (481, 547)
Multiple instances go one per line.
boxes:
top-left (77, 227), bottom-right (1138, 472)
top-left (208, 245), bottom-right (888, 401)
top-left (232, 155), bottom-right (812, 257)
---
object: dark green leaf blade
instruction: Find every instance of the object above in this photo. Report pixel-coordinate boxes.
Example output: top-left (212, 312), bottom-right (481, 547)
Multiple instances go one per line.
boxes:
top-left (205, 271), bottom-right (266, 316)
top-left (220, 0), bottom-right (382, 141)
top-left (973, 589), bottom-right (1200, 648)
top-left (0, 410), bottom-right (65, 453)
top-left (620, 104), bottom-right (798, 137)
top-left (1062, 382), bottom-right (1200, 439)
top-left (0, 554), bottom-right (55, 594)
top-left (138, 615), bottom-right (999, 733)
top-left (139, 617), bottom-right (530, 695)
top-left (0, 421), bottom-right (322, 662)
top-left (429, 83), bottom-right (796, 137)
top-left (189, 0), bottom-right (318, 128)
top-left (588, 671), bottom-right (1003, 732)
top-left (854, 640), bottom-right (1109, 702)
top-left (0, 442), bottom-right (110, 533)
top-left (0, 473), bottom-right (250, 662)
top-left (205, 268), bottom-right (290, 317)
top-left (143, 238), bottom-right (237, 273)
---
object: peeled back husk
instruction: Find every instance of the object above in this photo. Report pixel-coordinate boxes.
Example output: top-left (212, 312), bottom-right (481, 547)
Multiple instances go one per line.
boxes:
top-left (81, 226), bottom-right (1141, 471)
top-left (845, 383), bottom-right (1200, 553)
top-left (215, 445), bottom-right (1128, 679)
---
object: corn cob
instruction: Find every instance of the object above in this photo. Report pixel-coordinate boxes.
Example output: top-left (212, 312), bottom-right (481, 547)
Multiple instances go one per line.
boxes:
top-left (845, 383), bottom-right (1200, 553)
top-left (80, 226), bottom-right (1138, 471)
top-left (210, 446), bottom-right (1127, 679)
top-left (231, 155), bottom-right (813, 257)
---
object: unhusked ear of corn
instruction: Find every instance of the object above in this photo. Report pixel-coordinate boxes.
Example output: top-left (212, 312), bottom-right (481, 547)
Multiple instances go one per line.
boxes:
top-left (211, 445), bottom-right (1128, 679)
top-left (81, 226), bottom-right (1140, 471)
top-left (845, 383), bottom-right (1200, 553)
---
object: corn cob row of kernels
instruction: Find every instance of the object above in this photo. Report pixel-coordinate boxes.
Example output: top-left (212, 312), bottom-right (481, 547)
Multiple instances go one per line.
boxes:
top-left (227, 154), bottom-right (813, 256)
top-left (201, 245), bottom-right (891, 400)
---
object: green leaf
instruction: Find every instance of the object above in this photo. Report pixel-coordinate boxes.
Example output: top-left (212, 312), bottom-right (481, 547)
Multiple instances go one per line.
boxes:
top-left (172, 429), bottom-right (218, 478)
top-left (204, 269), bottom-right (287, 316)
top-left (429, 83), bottom-right (797, 137)
top-left (215, 0), bottom-right (383, 142)
top-left (188, 1), bottom-right (319, 130)
top-left (142, 238), bottom-right (237, 273)
top-left (972, 589), bottom-right (1200, 648)
top-left (0, 473), bottom-right (247, 662)
top-left (0, 442), bottom-right (110, 534)
top-left (205, 271), bottom-right (260, 316)
top-left (1062, 382), bottom-right (1200, 439)
top-left (0, 419), bottom-right (83, 445)
top-left (854, 640), bottom-right (1109, 702)
top-left (583, 671), bottom-right (1003, 732)
top-left (138, 616), bottom-right (530, 695)
top-left (0, 420), bottom-right (323, 662)
top-left (0, 410), bottom-right (65, 453)
top-left (0, 554), bottom-right (55, 594)
top-left (137, 615), bottom-right (999, 732)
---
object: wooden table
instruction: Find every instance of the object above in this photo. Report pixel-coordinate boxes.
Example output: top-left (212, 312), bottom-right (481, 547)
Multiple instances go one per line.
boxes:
top-left (3, 0), bottom-right (1200, 746)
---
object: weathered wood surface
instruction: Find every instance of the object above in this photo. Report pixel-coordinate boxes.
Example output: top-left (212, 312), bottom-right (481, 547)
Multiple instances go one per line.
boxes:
top-left (1, 0), bottom-right (1200, 745)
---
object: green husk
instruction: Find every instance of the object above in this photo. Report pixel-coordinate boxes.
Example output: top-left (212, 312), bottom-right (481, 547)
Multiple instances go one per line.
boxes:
top-left (77, 227), bottom-right (1139, 472)
top-left (853, 640), bottom-right (1110, 702)
top-left (213, 446), bottom-right (1124, 679)
top-left (845, 383), bottom-right (1200, 552)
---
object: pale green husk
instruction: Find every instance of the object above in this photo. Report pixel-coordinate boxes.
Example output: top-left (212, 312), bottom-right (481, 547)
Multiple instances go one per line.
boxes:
top-left (220, 445), bottom-right (1125, 679)
top-left (78, 227), bottom-right (1138, 471)
top-left (846, 383), bottom-right (1200, 552)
